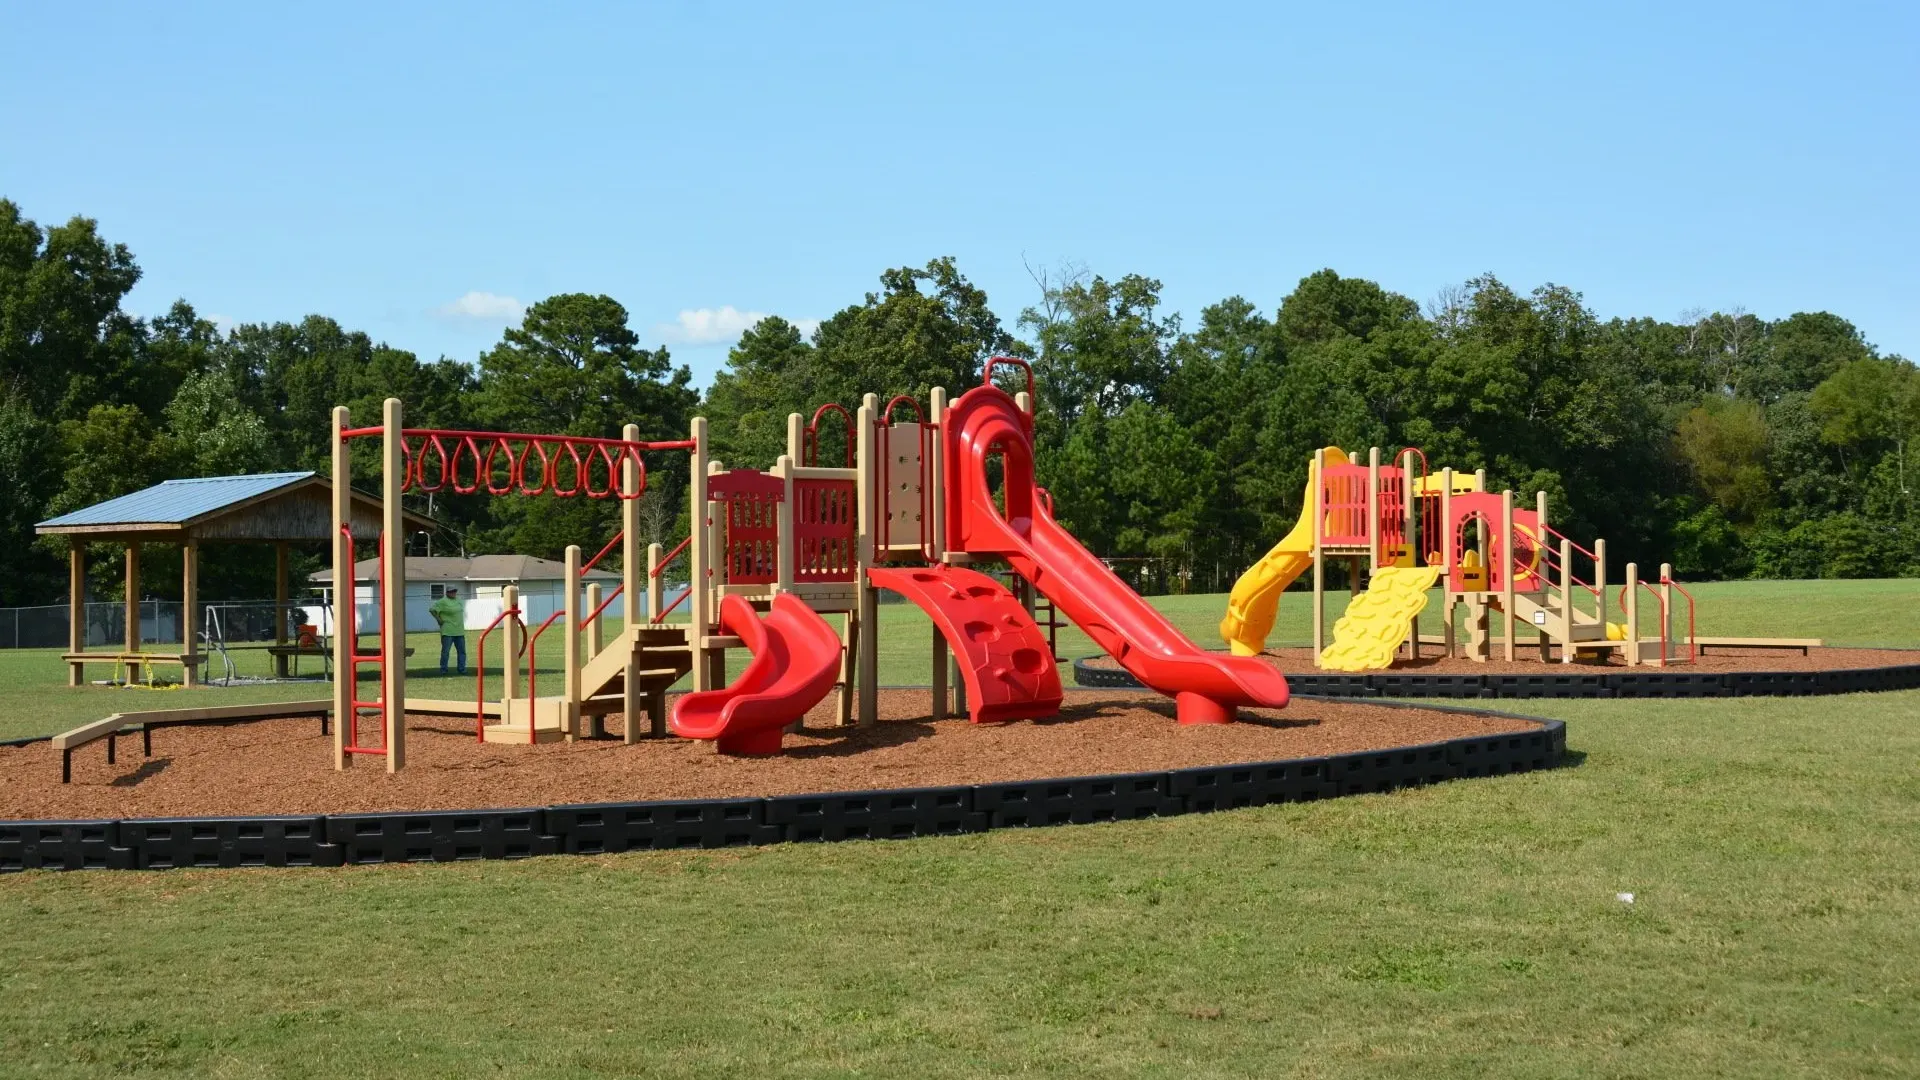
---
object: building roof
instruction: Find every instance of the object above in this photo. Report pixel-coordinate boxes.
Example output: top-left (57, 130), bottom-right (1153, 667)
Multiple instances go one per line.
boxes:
top-left (35, 471), bottom-right (434, 541)
top-left (311, 555), bottom-right (620, 585)
top-left (39, 472), bottom-right (317, 529)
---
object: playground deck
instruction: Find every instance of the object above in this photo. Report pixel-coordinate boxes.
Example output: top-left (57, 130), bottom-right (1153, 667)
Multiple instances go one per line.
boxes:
top-left (0, 689), bottom-right (1538, 820)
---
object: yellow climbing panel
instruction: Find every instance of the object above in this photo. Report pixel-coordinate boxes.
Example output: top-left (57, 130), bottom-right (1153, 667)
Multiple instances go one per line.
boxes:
top-left (1319, 565), bottom-right (1443, 672)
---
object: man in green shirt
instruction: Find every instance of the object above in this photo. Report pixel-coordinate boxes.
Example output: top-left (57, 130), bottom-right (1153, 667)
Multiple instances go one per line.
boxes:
top-left (430, 587), bottom-right (467, 676)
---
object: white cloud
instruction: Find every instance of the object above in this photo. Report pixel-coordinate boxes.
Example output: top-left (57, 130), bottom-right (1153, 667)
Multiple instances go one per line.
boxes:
top-left (436, 291), bottom-right (525, 321)
top-left (207, 314), bottom-right (237, 333)
top-left (655, 306), bottom-right (818, 346)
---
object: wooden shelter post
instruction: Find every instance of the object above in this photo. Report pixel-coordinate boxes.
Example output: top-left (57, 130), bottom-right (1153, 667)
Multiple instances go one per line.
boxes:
top-left (123, 542), bottom-right (140, 657)
top-left (67, 541), bottom-right (85, 686)
top-left (181, 538), bottom-right (199, 687)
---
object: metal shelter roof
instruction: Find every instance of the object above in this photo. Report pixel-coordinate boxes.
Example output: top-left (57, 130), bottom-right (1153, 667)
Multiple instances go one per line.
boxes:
top-left (35, 472), bottom-right (434, 542)
top-left (37, 472), bottom-right (318, 529)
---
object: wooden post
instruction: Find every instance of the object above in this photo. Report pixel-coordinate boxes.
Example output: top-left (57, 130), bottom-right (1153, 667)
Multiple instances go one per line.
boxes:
top-left (1402, 449), bottom-right (1418, 658)
top-left (775, 455), bottom-right (796, 593)
top-left (1561, 537), bottom-right (1575, 664)
top-left (1439, 467), bottom-right (1454, 658)
top-left (1533, 490), bottom-right (1551, 661)
top-left (67, 541), bottom-right (85, 686)
top-left (502, 584), bottom-right (520, 729)
top-left (929, 387), bottom-right (949, 720)
top-left (123, 541), bottom-right (140, 656)
top-left (1366, 446), bottom-right (1380, 575)
top-left (1594, 538), bottom-right (1609, 633)
top-left (646, 543), bottom-right (663, 622)
top-left (563, 544), bottom-right (582, 739)
top-left (688, 416), bottom-right (711, 691)
top-left (1311, 448), bottom-right (1325, 666)
top-left (1474, 468), bottom-right (1486, 491)
top-left (585, 583), bottom-right (604, 660)
top-left (331, 406), bottom-right (351, 769)
top-left (381, 397), bottom-right (406, 772)
top-left (621, 421), bottom-right (642, 744)
top-left (273, 540), bottom-right (290, 678)
top-left (856, 396), bottom-right (879, 726)
top-left (1660, 561), bottom-right (1674, 661)
top-left (704, 457), bottom-right (726, 690)
top-left (181, 538), bottom-right (200, 687)
top-left (1500, 489), bottom-right (1515, 662)
top-left (1624, 562), bottom-right (1640, 667)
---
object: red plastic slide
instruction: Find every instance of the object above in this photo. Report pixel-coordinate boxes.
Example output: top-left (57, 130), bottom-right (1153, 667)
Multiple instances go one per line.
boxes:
top-left (943, 376), bottom-right (1290, 724)
top-left (669, 593), bottom-right (843, 755)
top-left (867, 564), bottom-right (1064, 724)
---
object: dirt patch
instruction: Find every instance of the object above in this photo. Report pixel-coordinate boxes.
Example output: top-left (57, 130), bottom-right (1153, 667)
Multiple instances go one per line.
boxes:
top-left (0, 690), bottom-right (1538, 820)
top-left (1080, 646), bottom-right (1920, 677)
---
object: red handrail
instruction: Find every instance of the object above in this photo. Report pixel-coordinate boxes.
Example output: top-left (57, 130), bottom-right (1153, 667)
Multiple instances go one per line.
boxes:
top-left (524, 608), bottom-right (566, 739)
top-left (584, 531), bottom-right (623, 574)
top-left (881, 395), bottom-right (924, 424)
top-left (805, 403), bottom-right (855, 467)
top-left (1616, 580), bottom-right (1673, 666)
top-left (984, 355), bottom-right (1034, 400)
top-left (650, 535), bottom-right (692, 578)
top-left (651, 586), bottom-right (692, 624)
top-left (473, 605), bottom-right (524, 742)
top-left (581, 584), bottom-right (624, 631)
top-left (1661, 574), bottom-right (1697, 663)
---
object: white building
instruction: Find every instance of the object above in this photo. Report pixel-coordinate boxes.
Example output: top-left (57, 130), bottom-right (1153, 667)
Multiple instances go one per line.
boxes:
top-left (309, 555), bottom-right (620, 635)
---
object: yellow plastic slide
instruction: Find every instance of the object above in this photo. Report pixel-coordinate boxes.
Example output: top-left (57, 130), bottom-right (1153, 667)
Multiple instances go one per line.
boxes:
top-left (1319, 565), bottom-right (1442, 671)
top-left (1219, 447), bottom-right (1347, 656)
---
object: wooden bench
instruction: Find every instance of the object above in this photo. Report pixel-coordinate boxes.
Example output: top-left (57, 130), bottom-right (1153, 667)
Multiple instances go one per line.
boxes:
top-left (64, 652), bottom-right (205, 685)
top-left (51, 700), bottom-right (332, 783)
top-left (1694, 637), bottom-right (1823, 657)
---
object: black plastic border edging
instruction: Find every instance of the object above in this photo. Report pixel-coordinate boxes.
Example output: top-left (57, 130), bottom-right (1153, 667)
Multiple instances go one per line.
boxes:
top-left (0, 702), bottom-right (1566, 874)
top-left (1072, 656), bottom-right (1920, 700)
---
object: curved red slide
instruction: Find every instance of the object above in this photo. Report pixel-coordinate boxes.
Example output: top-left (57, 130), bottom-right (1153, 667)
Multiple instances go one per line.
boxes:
top-left (943, 380), bottom-right (1290, 724)
top-left (670, 593), bottom-right (843, 755)
top-left (868, 564), bottom-right (1064, 724)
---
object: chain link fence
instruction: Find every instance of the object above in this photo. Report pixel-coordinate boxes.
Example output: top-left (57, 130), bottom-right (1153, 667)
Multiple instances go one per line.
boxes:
top-left (0, 600), bottom-right (317, 649)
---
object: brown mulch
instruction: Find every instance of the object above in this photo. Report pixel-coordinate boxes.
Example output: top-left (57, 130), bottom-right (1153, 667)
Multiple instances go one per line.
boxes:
top-left (0, 690), bottom-right (1538, 820)
top-left (1080, 646), bottom-right (1919, 677)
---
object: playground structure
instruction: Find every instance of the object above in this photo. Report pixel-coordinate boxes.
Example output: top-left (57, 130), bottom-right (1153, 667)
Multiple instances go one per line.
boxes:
top-left (329, 359), bottom-right (1290, 770)
top-left (1221, 447), bottom-right (1696, 671)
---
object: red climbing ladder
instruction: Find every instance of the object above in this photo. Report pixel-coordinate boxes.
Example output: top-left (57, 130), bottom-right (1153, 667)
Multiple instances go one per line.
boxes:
top-left (337, 524), bottom-right (392, 761)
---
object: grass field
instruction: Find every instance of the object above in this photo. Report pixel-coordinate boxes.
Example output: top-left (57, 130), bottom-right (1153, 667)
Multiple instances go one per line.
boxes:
top-left (2, 579), bottom-right (1917, 1077)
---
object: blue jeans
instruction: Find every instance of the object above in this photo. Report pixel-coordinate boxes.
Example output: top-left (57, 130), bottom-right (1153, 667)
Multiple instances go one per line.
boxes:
top-left (440, 635), bottom-right (467, 675)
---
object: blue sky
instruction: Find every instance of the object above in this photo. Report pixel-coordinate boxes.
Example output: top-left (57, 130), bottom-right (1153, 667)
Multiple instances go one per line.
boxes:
top-left (4, 2), bottom-right (1915, 386)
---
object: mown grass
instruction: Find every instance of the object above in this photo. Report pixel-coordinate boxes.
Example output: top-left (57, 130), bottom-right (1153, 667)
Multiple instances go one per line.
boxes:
top-left (2, 689), bottom-right (1917, 1077)
top-left (3, 578), bottom-right (1915, 742)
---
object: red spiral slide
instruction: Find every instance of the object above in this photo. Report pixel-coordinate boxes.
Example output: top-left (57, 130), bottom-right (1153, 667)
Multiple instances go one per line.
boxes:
top-left (669, 593), bottom-right (843, 755)
top-left (943, 379), bottom-right (1290, 724)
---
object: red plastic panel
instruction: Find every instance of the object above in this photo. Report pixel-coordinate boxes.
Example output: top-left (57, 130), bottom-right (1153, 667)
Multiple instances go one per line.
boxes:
top-left (1376, 466), bottom-right (1406, 558)
top-left (868, 564), bottom-right (1062, 724)
top-left (1320, 464), bottom-right (1370, 546)
top-left (1447, 494), bottom-right (1545, 592)
top-left (711, 469), bottom-right (782, 586)
top-left (794, 479), bottom-right (856, 583)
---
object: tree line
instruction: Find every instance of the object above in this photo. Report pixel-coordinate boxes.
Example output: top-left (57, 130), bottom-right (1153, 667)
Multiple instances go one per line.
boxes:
top-left (3, 197), bottom-right (1915, 606)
